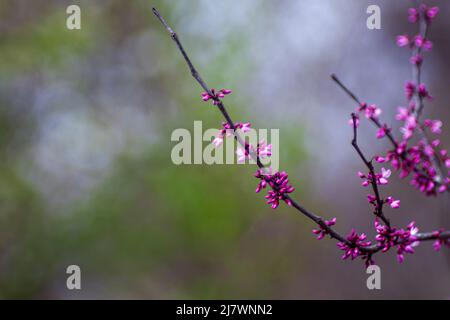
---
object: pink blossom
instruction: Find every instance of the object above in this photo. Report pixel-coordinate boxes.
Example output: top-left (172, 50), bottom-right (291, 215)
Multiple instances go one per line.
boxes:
top-left (424, 119), bottom-right (442, 134)
top-left (423, 40), bottom-right (433, 51)
top-left (240, 122), bottom-right (251, 133)
top-left (408, 7), bottom-right (419, 23)
top-left (433, 230), bottom-right (449, 251)
top-left (396, 35), bottom-right (410, 47)
top-left (410, 54), bottom-right (423, 66)
top-left (201, 92), bottom-right (212, 102)
top-left (365, 104), bottom-right (381, 119)
top-left (374, 221), bottom-right (418, 260)
top-left (414, 35), bottom-right (424, 48)
top-left (378, 168), bottom-right (391, 185)
top-left (312, 217), bottom-right (337, 240)
top-left (386, 196), bottom-right (400, 209)
top-left (212, 121), bottom-right (252, 148)
top-left (404, 82), bottom-right (415, 100)
top-left (374, 156), bottom-right (386, 163)
top-left (337, 229), bottom-right (371, 260)
top-left (400, 115), bottom-right (418, 140)
top-left (425, 6), bottom-right (439, 21)
top-left (418, 83), bottom-right (432, 99)
top-left (217, 89), bottom-right (232, 97)
top-left (212, 136), bottom-right (223, 147)
top-left (255, 169), bottom-right (295, 209)
top-left (201, 88), bottom-right (232, 105)
top-left (376, 125), bottom-right (389, 139)
top-left (395, 107), bottom-right (409, 121)
top-left (367, 194), bottom-right (376, 205)
top-left (396, 222), bottom-right (419, 263)
top-left (236, 146), bottom-right (251, 163)
top-left (257, 140), bottom-right (272, 159)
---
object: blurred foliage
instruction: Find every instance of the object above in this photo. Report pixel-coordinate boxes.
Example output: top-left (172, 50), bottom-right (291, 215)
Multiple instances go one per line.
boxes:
top-left (0, 0), bottom-right (311, 299)
top-left (0, 9), bottom-right (94, 75)
top-left (0, 166), bottom-right (55, 298)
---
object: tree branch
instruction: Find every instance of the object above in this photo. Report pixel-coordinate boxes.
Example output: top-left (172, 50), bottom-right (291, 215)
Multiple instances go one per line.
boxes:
top-left (351, 114), bottom-right (391, 228)
top-left (153, 7), bottom-right (450, 262)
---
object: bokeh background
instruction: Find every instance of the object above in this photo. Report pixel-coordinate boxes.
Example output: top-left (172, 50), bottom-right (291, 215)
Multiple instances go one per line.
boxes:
top-left (0, 0), bottom-right (449, 299)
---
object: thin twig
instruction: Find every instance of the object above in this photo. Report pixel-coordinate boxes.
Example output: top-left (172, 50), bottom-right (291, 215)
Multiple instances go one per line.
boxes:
top-left (409, 8), bottom-right (445, 182)
top-left (351, 114), bottom-right (391, 228)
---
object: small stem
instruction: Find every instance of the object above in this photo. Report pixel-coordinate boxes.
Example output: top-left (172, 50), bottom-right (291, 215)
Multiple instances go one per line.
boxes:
top-left (351, 114), bottom-right (391, 228)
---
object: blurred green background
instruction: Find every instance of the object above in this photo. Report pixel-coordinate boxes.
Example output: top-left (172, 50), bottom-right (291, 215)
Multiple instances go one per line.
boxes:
top-left (0, 0), bottom-right (449, 299)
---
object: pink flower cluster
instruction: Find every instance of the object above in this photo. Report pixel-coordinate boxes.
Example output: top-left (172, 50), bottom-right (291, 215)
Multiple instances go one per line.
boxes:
top-left (212, 121), bottom-right (251, 147)
top-left (407, 5), bottom-right (439, 23)
top-left (351, 3), bottom-right (450, 197)
top-left (312, 218), bottom-right (336, 240)
top-left (337, 230), bottom-right (371, 261)
top-left (432, 230), bottom-right (450, 251)
top-left (358, 167), bottom-right (391, 186)
top-left (237, 140), bottom-right (272, 163)
top-left (358, 168), bottom-right (401, 209)
top-left (351, 103), bottom-right (381, 125)
top-left (201, 88), bottom-right (232, 105)
top-left (375, 220), bottom-right (419, 263)
top-left (254, 169), bottom-right (295, 209)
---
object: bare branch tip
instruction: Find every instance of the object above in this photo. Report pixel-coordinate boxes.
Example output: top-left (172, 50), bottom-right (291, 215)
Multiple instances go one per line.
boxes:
top-left (152, 7), bottom-right (160, 18)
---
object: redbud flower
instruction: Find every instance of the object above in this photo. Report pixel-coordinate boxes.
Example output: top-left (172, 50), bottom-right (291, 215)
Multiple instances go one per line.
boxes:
top-left (395, 107), bottom-right (409, 121)
top-left (255, 169), bottom-right (295, 209)
top-left (408, 7), bottom-right (419, 23)
top-left (414, 35), bottom-right (424, 48)
top-left (212, 136), bottom-right (223, 147)
top-left (405, 82), bottom-right (416, 100)
top-left (423, 40), bottom-right (433, 51)
top-left (432, 230), bottom-right (449, 251)
top-left (425, 6), bottom-right (439, 21)
top-left (378, 168), bottom-right (391, 185)
top-left (374, 219), bottom-right (395, 252)
top-left (418, 83), bottom-right (432, 99)
top-left (396, 35), bottom-right (410, 47)
top-left (201, 88), bottom-right (232, 105)
top-left (396, 222), bottom-right (419, 263)
top-left (365, 104), bottom-right (381, 119)
top-left (337, 229), bottom-right (371, 260)
top-left (424, 119), bottom-right (442, 134)
top-left (400, 115), bottom-right (417, 140)
top-left (375, 156), bottom-right (386, 163)
top-left (376, 125), bottom-right (389, 139)
top-left (257, 140), bottom-right (272, 159)
top-left (217, 89), bottom-right (232, 97)
top-left (236, 146), bottom-right (251, 163)
top-left (312, 217), bottom-right (337, 240)
top-left (410, 54), bottom-right (423, 66)
top-left (238, 122), bottom-right (251, 133)
top-left (386, 196), bottom-right (400, 209)
top-left (212, 122), bottom-right (252, 148)
top-left (367, 194), bottom-right (376, 205)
